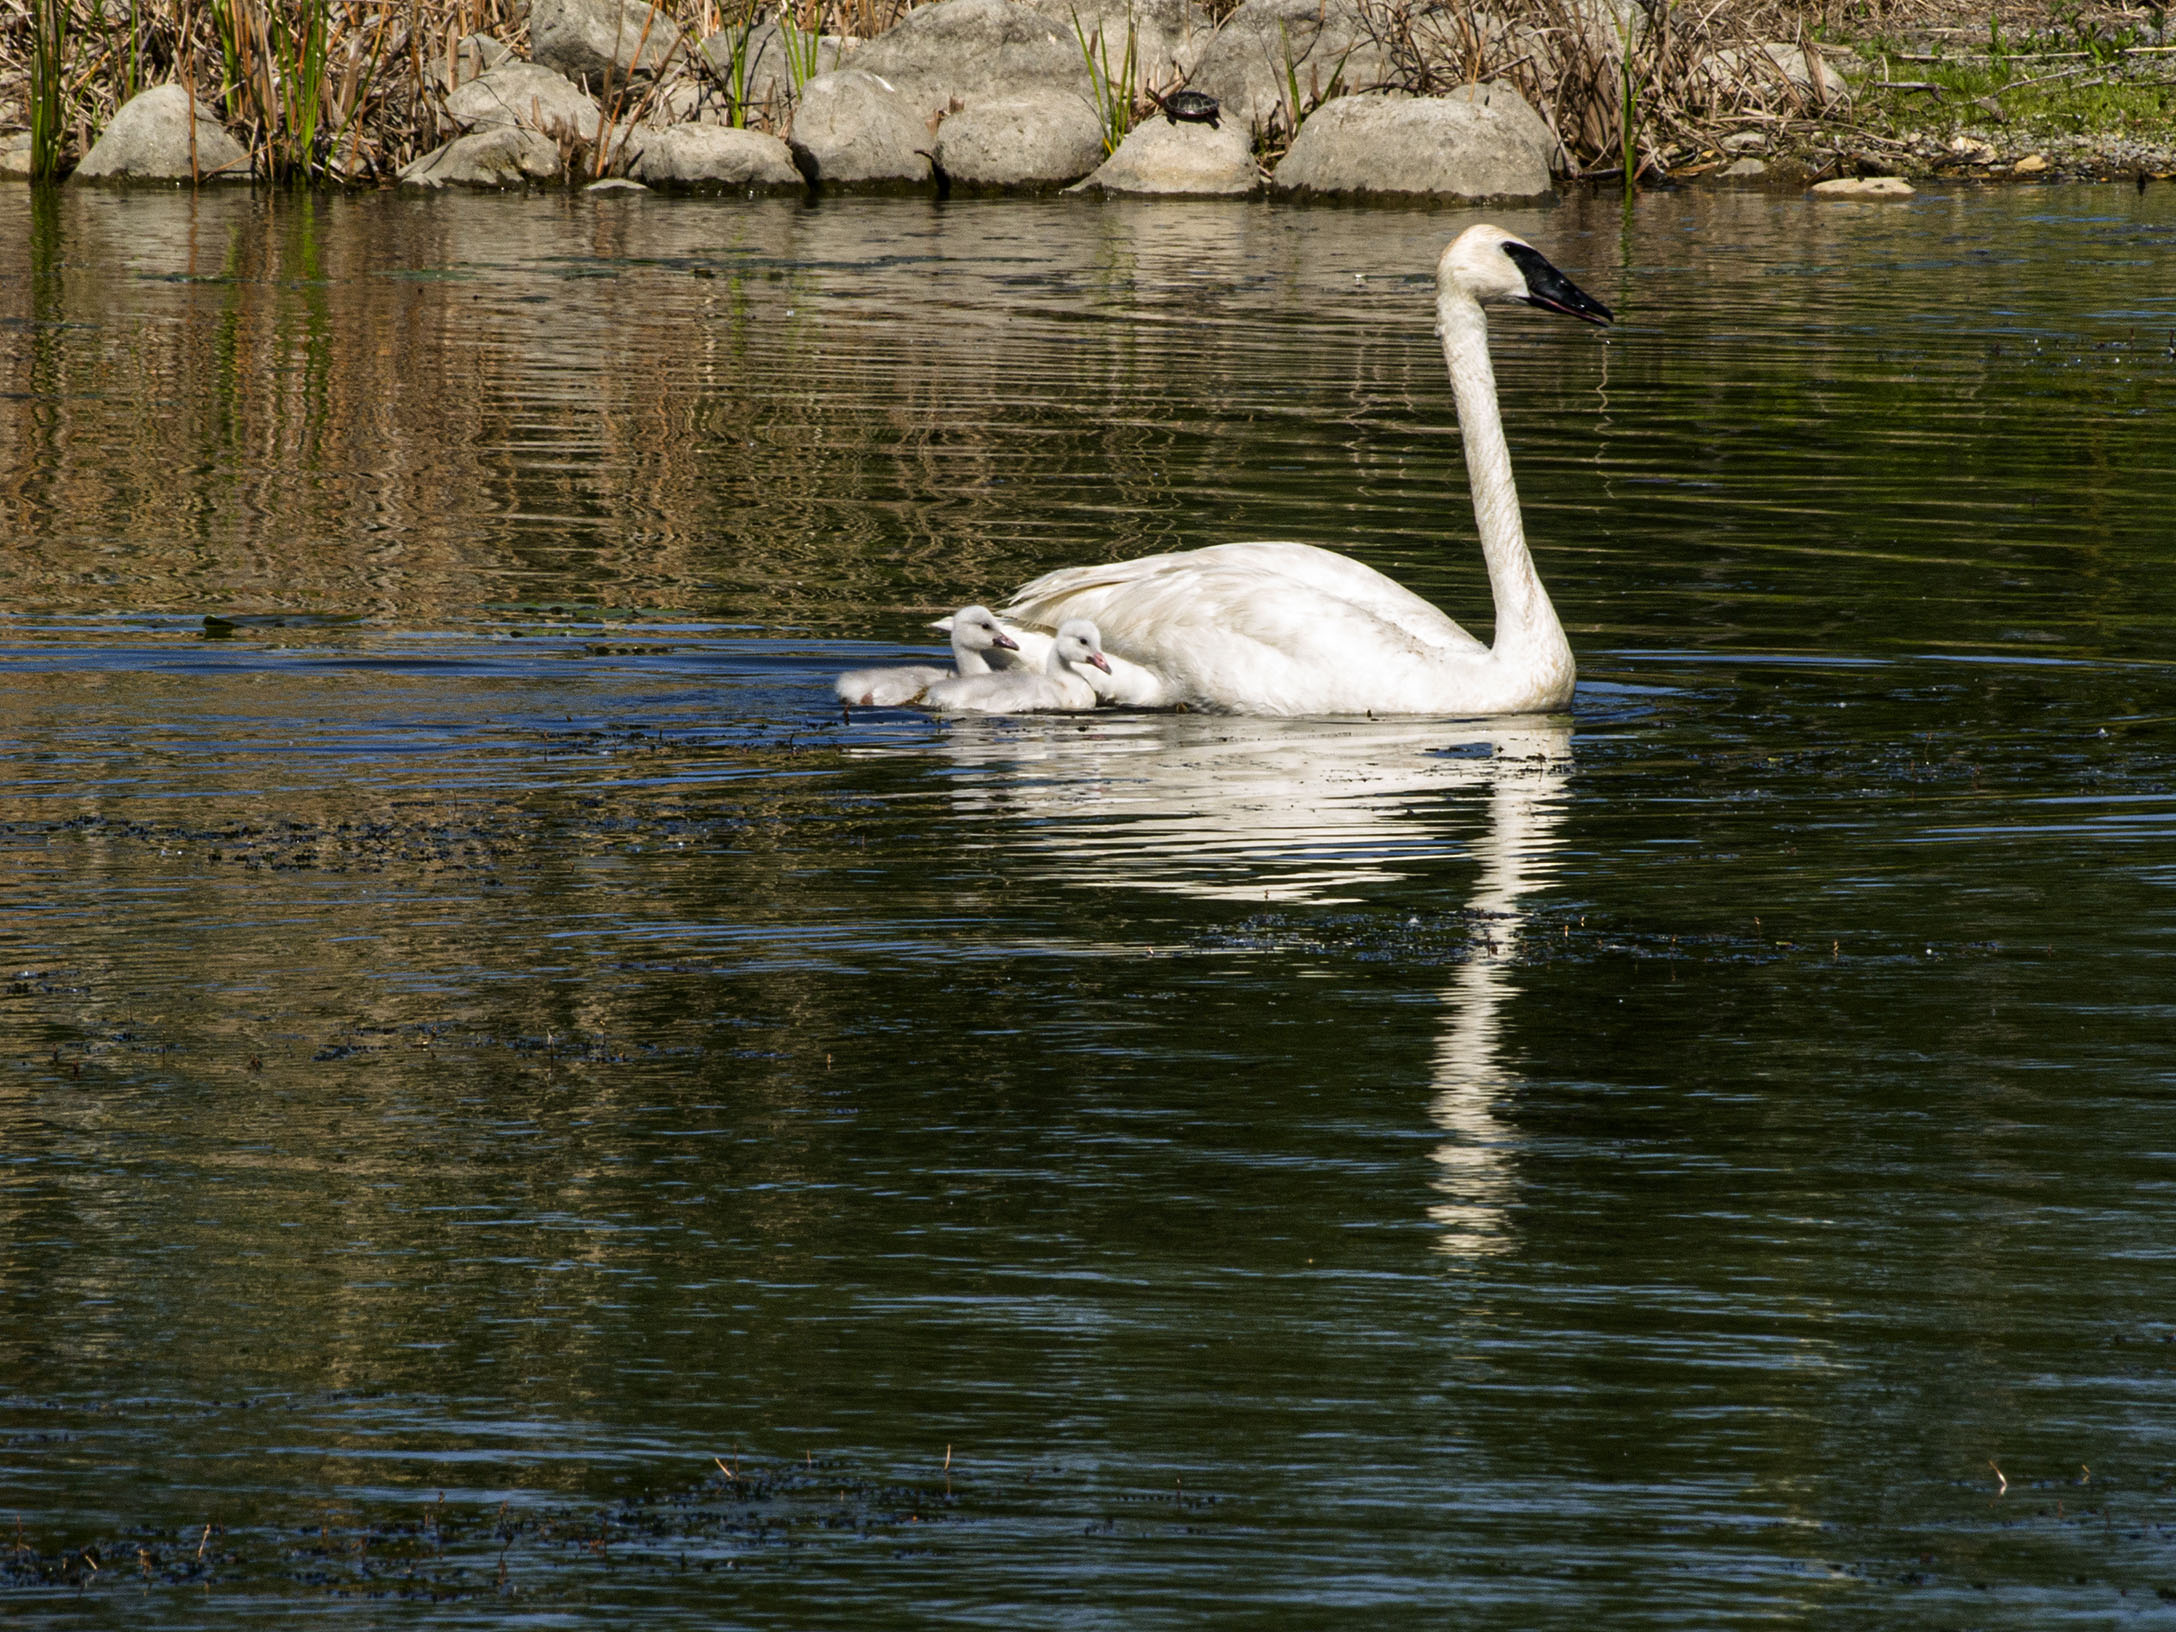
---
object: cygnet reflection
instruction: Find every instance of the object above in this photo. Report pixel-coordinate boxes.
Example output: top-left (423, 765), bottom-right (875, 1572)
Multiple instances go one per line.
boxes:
top-left (895, 711), bottom-right (1570, 1259)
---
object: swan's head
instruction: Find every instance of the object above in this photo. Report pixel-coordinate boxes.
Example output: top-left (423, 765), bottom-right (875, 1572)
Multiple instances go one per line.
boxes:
top-left (1438, 225), bottom-right (1612, 326)
top-left (951, 605), bottom-right (1019, 653)
top-left (1053, 619), bottom-right (1113, 675)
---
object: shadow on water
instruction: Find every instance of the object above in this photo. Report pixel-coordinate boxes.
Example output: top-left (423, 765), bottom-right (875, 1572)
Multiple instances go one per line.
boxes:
top-left (3, 182), bottom-right (2176, 1625)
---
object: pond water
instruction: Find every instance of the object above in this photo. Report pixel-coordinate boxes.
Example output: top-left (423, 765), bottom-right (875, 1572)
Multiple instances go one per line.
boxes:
top-left (2, 180), bottom-right (2175, 1626)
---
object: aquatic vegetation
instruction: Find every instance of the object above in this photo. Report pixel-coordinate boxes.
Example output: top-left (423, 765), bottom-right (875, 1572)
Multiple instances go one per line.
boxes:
top-left (1072, 6), bottom-right (1141, 156)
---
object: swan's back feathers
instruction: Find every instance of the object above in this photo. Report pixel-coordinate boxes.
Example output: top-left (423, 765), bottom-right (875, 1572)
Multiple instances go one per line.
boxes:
top-left (1006, 543), bottom-right (1485, 658)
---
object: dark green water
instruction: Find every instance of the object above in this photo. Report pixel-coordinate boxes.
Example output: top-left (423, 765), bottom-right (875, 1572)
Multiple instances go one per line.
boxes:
top-left (2, 182), bottom-right (2174, 1626)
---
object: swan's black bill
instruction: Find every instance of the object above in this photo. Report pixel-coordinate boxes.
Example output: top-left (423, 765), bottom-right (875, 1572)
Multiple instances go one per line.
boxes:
top-left (1502, 242), bottom-right (1613, 326)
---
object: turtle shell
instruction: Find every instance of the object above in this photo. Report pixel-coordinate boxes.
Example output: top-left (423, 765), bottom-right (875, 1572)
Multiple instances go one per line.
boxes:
top-left (1157, 89), bottom-right (1221, 127)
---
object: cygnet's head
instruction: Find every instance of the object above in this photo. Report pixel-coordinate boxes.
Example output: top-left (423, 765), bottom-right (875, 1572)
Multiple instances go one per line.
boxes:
top-left (1437, 224), bottom-right (1612, 326)
top-left (951, 605), bottom-right (1019, 653)
top-left (1053, 619), bottom-right (1114, 674)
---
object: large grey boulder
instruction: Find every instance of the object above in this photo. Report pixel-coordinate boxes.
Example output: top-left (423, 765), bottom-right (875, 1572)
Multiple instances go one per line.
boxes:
top-left (398, 126), bottom-right (564, 188)
top-left (627, 123), bottom-right (802, 188)
top-left (1075, 115), bottom-right (1258, 194)
top-left (789, 69), bottom-right (932, 186)
top-left (446, 61), bottom-right (602, 141)
top-left (529, 0), bottom-right (683, 84)
top-left (1695, 42), bottom-right (1851, 111)
top-left (72, 85), bottom-right (250, 182)
top-left (1021, 0), bottom-right (1207, 86)
top-left (1272, 85), bottom-right (1555, 199)
top-left (849, 0), bottom-right (1088, 121)
top-left (696, 22), bottom-right (849, 117)
top-left (436, 31), bottom-right (515, 90)
top-left (1563, 0), bottom-right (1646, 54)
top-left (1189, 0), bottom-right (1392, 136)
top-left (934, 90), bottom-right (1105, 187)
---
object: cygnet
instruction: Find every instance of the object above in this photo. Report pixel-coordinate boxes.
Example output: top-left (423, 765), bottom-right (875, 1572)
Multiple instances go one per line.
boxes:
top-left (925, 619), bottom-right (1113, 714)
top-left (835, 606), bottom-right (1019, 708)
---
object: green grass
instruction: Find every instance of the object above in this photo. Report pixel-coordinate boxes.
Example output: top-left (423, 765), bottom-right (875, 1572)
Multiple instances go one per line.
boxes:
top-left (1850, 39), bottom-right (2176, 141)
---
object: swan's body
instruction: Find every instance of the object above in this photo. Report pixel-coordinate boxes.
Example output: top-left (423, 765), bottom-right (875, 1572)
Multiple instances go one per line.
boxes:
top-left (925, 619), bottom-right (1113, 714)
top-left (995, 225), bottom-right (1612, 717)
top-left (835, 605), bottom-right (1019, 708)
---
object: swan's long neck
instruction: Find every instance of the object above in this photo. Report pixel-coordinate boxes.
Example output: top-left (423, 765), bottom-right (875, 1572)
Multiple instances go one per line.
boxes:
top-left (1436, 290), bottom-right (1571, 671)
top-left (950, 631), bottom-right (993, 678)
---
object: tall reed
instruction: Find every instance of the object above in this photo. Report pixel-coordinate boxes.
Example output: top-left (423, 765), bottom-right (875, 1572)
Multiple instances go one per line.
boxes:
top-left (1072, 8), bottom-right (1140, 155)
top-left (28, 0), bottom-right (67, 181)
top-left (779, 2), bottom-right (821, 93)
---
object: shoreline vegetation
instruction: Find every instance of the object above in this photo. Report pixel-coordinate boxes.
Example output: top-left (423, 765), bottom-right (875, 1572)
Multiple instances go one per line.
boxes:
top-left (0, 0), bottom-right (2170, 195)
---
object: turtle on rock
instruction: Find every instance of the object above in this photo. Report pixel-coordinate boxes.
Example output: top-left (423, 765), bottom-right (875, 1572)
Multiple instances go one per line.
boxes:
top-left (1150, 88), bottom-right (1220, 129)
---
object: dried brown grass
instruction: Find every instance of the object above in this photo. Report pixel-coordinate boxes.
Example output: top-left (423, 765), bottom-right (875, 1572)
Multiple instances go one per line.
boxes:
top-left (0, 0), bottom-right (2156, 182)
top-left (0, 0), bottom-right (916, 180)
top-left (1352, 0), bottom-right (2155, 172)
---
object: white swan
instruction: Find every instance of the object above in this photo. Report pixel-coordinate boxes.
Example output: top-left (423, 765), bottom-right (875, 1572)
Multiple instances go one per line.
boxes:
top-left (994, 224), bottom-right (1612, 717)
top-left (925, 619), bottom-right (1112, 714)
top-left (835, 605), bottom-right (1020, 708)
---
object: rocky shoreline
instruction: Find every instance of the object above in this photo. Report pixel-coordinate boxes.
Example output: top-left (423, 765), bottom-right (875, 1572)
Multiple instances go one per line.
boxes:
top-left (4, 0), bottom-right (2171, 197)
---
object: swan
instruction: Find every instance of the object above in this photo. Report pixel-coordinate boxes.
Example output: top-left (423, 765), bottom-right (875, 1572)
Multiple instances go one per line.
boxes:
top-left (835, 605), bottom-right (1020, 708)
top-left (925, 619), bottom-right (1113, 714)
top-left (994, 224), bottom-right (1613, 717)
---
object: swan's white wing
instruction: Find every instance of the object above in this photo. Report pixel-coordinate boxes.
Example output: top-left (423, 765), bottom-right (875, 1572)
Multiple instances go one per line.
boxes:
top-left (1001, 542), bottom-right (1492, 714)
top-left (1005, 543), bottom-right (1486, 660)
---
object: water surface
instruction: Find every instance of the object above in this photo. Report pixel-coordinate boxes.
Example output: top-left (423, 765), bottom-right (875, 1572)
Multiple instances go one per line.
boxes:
top-left (3, 183), bottom-right (2175, 1626)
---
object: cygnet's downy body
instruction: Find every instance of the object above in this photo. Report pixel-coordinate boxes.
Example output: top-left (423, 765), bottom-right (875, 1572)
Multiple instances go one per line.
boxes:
top-left (925, 619), bottom-right (1113, 714)
top-left (835, 606), bottom-right (1019, 708)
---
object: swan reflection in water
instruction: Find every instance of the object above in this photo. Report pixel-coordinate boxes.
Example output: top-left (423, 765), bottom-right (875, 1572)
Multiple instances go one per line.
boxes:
top-left (890, 712), bottom-right (1570, 1258)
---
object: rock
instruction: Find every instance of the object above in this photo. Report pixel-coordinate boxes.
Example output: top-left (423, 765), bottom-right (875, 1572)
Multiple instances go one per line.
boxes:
top-left (1695, 42), bottom-right (1851, 111)
top-left (1272, 85), bottom-right (1555, 199)
top-left (627, 122), bottom-right (802, 188)
top-left (1720, 130), bottom-right (1764, 153)
top-left (1189, 0), bottom-right (1392, 135)
top-left (446, 61), bottom-right (602, 142)
top-left (1809, 175), bottom-right (1912, 197)
top-left (788, 69), bottom-right (933, 186)
top-left (438, 32), bottom-right (515, 89)
top-left (1554, 0), bottom-right (1646, 55)
top-left (1719, 156), bottom-right (1768, 179)
top-left (2014, 153), bottom-right (2049, 174)
top-left (849, 0), bottom-right (1088, 121)
top-left (934, 89), bottom-right (1105, 187)
top-left (1, 131), bottom-right (31, 179)
top-left (529, 0), bottom-right (684, 85)
top-left (398, 126), bottom-right (564, 188)
top-left (1021, 0), bottom-right (1205, 86)
top-left (697, 22), bottom-right (848, 118)
top-left (1948, 134), bottom-right (1997, 163)
top-left (1074, 115), bottom-right (1258, 194)
top-left (72, 84), bottom-right (250, 182)
top-left (586, 176), bottom-right (647, 190)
